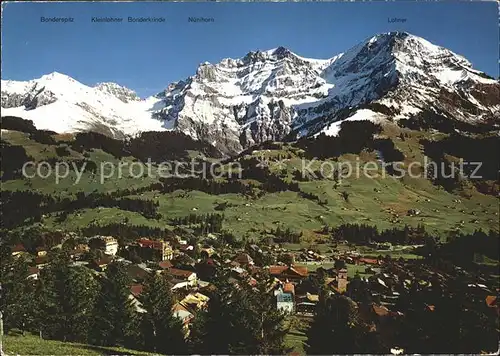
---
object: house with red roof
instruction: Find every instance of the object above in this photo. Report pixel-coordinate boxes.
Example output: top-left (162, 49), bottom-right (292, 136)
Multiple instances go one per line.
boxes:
top-left (232, 252), bottom-right (254, 266)
top-left (269, 265), bottom-right (308, 282)
top-left (27, 267), bottom-right (40, 280)
top-left (167, 268), bottom-right (198, 287)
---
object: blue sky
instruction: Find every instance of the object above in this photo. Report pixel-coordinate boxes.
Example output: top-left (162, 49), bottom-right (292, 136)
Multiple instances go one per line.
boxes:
top-left (1, 1), bottom-right (498, 97)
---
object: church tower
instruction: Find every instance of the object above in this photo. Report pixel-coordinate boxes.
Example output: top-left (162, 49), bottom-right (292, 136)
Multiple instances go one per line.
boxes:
top-left (337, 268), bottom-right (348, 293)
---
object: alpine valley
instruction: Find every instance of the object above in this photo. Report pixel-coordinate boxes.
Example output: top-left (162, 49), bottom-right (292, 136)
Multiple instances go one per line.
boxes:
top-left (2, 31), bottom-right (499, 154)
top-left (1, 31), bottom-right (500, 356)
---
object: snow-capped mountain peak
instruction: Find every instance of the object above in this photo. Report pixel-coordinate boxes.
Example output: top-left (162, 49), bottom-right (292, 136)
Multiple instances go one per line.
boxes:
top-left (1, 73), bottom-right (165, 138)
top-left (2, 32), bottom-right (498, 153)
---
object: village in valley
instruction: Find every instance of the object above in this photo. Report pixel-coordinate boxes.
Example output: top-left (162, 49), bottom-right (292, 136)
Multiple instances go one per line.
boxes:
top-left (7, 227), bottom-right (499, 354)
top-left (1, 2), bottom-right (499, 350)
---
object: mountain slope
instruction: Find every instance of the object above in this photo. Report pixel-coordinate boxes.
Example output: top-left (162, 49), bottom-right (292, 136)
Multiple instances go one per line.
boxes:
top-left (296, 32), bottom-right (499, 136)
top-left (2, 32), bottom-right (498, 152)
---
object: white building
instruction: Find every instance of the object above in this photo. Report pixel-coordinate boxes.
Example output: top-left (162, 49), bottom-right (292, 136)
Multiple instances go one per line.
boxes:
top-left (102, 236), bottom-right (118, 256)
top-left (276, 292), bottom-right (294, 314)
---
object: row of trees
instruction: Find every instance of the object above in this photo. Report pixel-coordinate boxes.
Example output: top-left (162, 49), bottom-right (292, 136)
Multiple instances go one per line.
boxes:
top-left (307, 291), bottom-right (385, 354)
top-left (329, 223), bottom-right (429, 245)
top-left (0, 251), bottom-right (183, 353)
top-left (160, 177), bottom-right (257, 196)
top-left (189, 270), bottom-right (288, 354)
top-left (1, 190), bottom-right (161, 229)
top-left (0, 115), bottom-right (220, 160)
top-left (79, 223), bottom-right (174, 242)
top-left (422, 133), bottom-right (498, 193)
top-left (296, 121), bottom-right (383, 159)
top-left (170, 213), bottom-right (224, 234)
top-left (271, 226), bottom-right (303, 243)
top-left (1, 140), bottom-right (33, 180)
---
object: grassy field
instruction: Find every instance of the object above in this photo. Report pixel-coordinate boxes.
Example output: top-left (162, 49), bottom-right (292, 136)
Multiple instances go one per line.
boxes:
top-left (284, 316), bottom-right (310, 355)
top-left (3, 332), bottom-right (153, 355)
top-left (2, 128), bottom-right (498, 243)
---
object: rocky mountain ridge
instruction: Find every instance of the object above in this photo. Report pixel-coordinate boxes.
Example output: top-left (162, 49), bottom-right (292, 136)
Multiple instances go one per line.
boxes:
top-left (2, 32), bottom-right (498, 153)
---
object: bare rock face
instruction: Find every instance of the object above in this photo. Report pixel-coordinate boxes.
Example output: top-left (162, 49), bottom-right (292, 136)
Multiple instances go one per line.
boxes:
top-left (1, 83), bottom-right (57, 110)
top-left (94, 83), bottom-right (140, 103)
top-left (151, 32), bottom-right (499, 152)
top-left (1, 91), bottom-right (26, 108)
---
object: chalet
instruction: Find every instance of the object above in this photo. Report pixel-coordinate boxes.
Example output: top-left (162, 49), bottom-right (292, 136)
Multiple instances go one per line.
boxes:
top-left (304, 293), bottom-right (319, 303)
top-left (296, 293), bottom-right (319, 315)
top-left (90, 255), bottom-right (113, 271)
top-left (486, 295), bottom-right (497, 308)
top-left (70, 244), bottom-right (90, 260)
top-left (248, 277), bottom-right (258, 287)
top-left (305, 250), bottom-right (324, 261)
top-left (158, 260), bottom-right (173, 270)
top-left (283, 282), bottom-right (295, 296)
top-left (167, 268), bottom-right (198, 287)
top-left (126, 264), bottom-right (150, 282)
top-left (233, 253), bottom-right (254, 266)
top-left (485, 295), bottom-right (499, 315)
top-left (35, 247), bottom-right (48, 257)
top-left (128, 286), bottom-right (146, 313)
top-left (356, 257), bottom-right (381, 266)
top-left (325, 268), bottom-right (349, 294)
top-left (130, 284), bottom-right (144, 298)
top-left (75, 243), bottom-right (90, 252)
top-left (269, 265), bottom-right (308, 282)
top-left (11, 244), bottom-right (26, 257)
top-left (34, 255), bottom-right (50, 268)
top-left (27, 267), bottom-right (40, 280)
top-left (180, 292), bottom-right (210, 313)
top-left (372, 304), bottom-right (390, 317)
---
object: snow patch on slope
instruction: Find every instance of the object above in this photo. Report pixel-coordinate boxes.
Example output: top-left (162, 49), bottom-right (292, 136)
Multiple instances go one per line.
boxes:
top-left (318, 109), bottom-right (387, 137)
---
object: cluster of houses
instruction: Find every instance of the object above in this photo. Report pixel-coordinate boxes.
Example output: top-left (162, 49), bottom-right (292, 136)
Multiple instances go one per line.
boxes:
top-left (10, 234), bottom-right (499, 339)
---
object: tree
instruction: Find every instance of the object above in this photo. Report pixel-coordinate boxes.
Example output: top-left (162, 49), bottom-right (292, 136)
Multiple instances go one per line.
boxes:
top-left (253, 274), bottom-right (289, 354)
top-left (89, 262), bottom-right (138, 348)
top-left (138, 272), bottom-right (186, 354)
top-left (278, 253), bottom-right (294, 267)
top-left (306, 292), bottom-right (383, 354)
top-left (189, 274), bottom-right (235, 354)
top-left (37, 252), bottom-right (98, 343)
top-left (0, 252), bottom-right (37, 335)
top-left (189, 268), bottom-right (288, 354)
